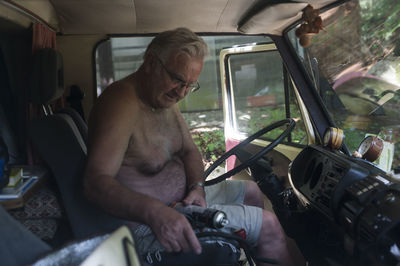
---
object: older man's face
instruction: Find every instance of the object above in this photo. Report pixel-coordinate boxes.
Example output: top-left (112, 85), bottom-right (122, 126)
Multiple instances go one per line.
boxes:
top-left (152, 52), bottom-right (203, 108)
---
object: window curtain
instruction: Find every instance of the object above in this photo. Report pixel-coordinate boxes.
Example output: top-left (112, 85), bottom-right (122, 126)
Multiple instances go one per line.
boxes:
top-left (32, 23), bottom-right (57, 52)
top-left (27, 23), bottom-right (62, 164)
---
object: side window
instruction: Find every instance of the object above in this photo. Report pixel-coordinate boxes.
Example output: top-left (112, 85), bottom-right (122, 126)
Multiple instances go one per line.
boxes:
top-left (228, 49), bottom-right (307, 145)
top-left (95, 35), bottom-right (271, 166)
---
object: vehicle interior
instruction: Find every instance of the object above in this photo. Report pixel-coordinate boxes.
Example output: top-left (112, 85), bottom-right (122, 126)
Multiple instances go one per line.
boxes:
top-left (0, 0), bottom-right (399, 265)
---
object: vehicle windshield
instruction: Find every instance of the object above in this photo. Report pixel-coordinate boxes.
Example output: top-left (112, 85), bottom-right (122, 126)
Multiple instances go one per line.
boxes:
top-left (287, 0), bottom-right (400, 174)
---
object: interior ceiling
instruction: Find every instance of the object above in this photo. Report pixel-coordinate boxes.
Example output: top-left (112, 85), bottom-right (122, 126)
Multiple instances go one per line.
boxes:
top-left (11, 0), bottom-right (337, 35)
top-left (49, 0), bottom-right (257, 35)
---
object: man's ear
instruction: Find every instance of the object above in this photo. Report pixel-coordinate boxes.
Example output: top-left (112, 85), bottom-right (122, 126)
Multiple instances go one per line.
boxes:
top-left (144, 53), bottom-right (157, 71)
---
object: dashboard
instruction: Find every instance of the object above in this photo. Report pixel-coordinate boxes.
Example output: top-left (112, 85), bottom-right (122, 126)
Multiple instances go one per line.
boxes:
top-left (288, 145), bottom-right (400, 265)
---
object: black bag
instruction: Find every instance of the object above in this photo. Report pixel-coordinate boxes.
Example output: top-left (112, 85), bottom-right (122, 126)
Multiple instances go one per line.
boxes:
top-left (142, 237), bottom-right (241, 266)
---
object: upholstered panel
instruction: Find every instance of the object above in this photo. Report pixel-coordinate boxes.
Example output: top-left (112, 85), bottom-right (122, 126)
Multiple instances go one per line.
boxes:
top-left (29, 114), bottom-right (124, 238)
top-left (30, 48), bottom-right (64, 105)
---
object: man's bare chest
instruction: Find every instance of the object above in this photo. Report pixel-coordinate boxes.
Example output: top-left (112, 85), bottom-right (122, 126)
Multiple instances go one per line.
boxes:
top-left (124, 112), bottom-right (184, 175)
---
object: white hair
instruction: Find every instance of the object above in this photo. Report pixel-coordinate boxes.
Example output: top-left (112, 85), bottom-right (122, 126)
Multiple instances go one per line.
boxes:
top-left (144, 27), bottom-right (208, 61)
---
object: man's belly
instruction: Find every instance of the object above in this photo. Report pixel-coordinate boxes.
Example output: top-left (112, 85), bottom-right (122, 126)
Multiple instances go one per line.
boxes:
top-left (116, 157), bottom-right (186, 205)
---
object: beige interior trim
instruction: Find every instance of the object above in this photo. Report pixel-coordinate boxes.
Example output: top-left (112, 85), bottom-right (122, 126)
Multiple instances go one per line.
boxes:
top-left (238, 0), bottom-right (336, 35)
top-left (292, 79), bottom-right (316, 145)
top-left (0, 1), bottom-right (31, 29)
top-left (1, 0), bottom-right (58, 31)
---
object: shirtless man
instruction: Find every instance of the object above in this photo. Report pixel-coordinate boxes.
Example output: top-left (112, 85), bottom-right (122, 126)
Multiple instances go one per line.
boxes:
top-left (84, 28), bottom-right (296, 265)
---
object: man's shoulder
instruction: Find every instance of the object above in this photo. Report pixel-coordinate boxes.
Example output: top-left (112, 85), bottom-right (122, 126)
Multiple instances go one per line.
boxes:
top-left (97, 80), bottom-right (138, 109)
top-left (90, 80), bottom-right (140, 125)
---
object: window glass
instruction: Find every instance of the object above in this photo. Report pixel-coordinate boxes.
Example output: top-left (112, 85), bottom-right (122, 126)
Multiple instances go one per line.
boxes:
top-left (96, 37), bottom-right (153, 96)
top-left (229, 51), bottom-right (307, 144)
top-left (95, 36), bottom-right (269, 111)
top-left (95, 35), bottom-right (270, 164)
top-left (286, 0), bottom-right (400, 172)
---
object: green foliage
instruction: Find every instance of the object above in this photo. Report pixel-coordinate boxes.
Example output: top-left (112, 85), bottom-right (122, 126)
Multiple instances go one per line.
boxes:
top-left (343, 129), bottom-right (366, 152)
top-left (190, 103), bottom-right (307, 168)
top-left (191, 128), bottom-right (226, 166)
top-left (360, 0), bottom-right (400, 57)
top-left (239, 105), bottom-right (307, 144)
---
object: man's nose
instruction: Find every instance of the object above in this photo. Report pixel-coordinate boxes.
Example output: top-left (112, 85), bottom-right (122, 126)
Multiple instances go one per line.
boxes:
top-left (175, 84), bottom-right (189, 98)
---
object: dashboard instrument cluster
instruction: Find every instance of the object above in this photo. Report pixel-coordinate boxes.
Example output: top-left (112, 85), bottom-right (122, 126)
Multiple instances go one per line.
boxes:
top-left (289, 145), bottom-right (400, 265)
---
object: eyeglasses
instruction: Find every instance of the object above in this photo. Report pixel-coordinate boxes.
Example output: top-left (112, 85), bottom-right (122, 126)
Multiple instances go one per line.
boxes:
top-left (156, 56), bottom-right (200, 93)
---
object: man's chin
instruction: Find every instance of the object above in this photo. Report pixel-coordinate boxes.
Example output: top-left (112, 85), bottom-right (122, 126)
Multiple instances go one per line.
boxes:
top-left (157, 100), bottom-right (177, 109)
top-left (163, 95), bottom-right (179, 105)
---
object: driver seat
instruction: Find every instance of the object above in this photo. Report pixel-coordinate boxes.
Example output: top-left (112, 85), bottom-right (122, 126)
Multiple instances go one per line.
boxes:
top-left (29, 48), bottom-right (124, 239)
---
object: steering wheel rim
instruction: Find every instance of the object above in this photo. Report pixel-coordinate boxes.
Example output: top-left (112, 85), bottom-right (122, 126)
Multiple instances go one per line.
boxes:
top-left (204, 118), bottom-right (296, 186)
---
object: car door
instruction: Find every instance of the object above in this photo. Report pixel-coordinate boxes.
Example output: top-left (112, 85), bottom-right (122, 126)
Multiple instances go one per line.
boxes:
top-left (219, 43), bottom-right (315, 180)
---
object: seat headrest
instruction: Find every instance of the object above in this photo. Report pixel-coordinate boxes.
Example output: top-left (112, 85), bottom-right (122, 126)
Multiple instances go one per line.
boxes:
top-left (30, 48), bottom-right (64, 105)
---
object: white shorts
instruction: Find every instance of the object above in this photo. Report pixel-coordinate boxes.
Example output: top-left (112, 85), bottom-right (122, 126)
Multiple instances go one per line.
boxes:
top-left (205, 180), bottom-right (263, 246)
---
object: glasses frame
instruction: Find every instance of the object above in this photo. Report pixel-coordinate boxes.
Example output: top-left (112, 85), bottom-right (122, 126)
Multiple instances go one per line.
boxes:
top-left (156, 56), bottom-right (200, 93)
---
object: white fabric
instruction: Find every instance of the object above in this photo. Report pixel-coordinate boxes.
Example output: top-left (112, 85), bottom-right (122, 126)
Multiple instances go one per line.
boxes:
top-left (81, 226), bottom-right (141, 266)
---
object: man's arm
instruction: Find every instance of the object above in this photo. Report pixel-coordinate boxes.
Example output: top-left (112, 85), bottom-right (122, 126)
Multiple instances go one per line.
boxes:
top-left (84, 84), bottom-right (162, 222)
top-left (83, 85), bottom-right (201, 254)
top-left (173, 106), bottom-right (206, 207)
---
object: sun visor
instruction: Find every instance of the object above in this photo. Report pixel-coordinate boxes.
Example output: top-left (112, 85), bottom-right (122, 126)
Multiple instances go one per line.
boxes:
top-left (237, 0), bottom-right (336, 35)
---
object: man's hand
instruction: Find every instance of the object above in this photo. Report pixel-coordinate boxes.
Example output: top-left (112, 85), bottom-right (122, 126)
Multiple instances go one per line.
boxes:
top-left (182, 186), bottom-right (206, 207)
top-left (148, 205), bottom-right (202, 254)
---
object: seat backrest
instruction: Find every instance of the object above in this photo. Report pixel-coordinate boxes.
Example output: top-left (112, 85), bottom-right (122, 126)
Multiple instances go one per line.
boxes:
top-left (29, 48), bottom-right (123, 238)
top-left (29, 48), bottom-right (64, 106)
top-left (30, 113), bottom-right (124, 238)
top-left (57, 107), bottom-right (88, 144)
top-left (30, 48), bottom-right (88, 143)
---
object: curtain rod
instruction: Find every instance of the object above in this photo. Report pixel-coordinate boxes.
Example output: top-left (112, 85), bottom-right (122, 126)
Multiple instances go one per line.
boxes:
top-left (1, 0), bottom-right (58, 32)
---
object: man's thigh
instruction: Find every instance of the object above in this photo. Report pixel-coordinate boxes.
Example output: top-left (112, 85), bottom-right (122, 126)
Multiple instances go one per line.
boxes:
top-left (208, 203), bottom-right (262, 247)
top-left (205, 180), bottom-right (263, 246)
top-left (205, 180), bottom-right (246, 206)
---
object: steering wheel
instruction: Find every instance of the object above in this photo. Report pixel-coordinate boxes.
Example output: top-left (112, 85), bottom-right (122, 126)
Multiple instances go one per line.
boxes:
top-left (204, 118), bottom-right (296, 186)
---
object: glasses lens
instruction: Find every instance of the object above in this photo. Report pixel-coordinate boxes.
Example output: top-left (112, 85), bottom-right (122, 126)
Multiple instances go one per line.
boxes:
top-left (158, 56), bottom-right (200, 93)
top-left (190, 82), bottom-right (200, 93)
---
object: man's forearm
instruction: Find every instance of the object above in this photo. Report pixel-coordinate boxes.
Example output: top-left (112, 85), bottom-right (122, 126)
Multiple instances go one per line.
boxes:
top-left (181, 148), bottom-right (207, 207)
top-left (182, 149), bottom-right (205, 191)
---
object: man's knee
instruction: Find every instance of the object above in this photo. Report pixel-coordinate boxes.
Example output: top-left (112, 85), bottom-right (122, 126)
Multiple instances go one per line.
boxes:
top-left (259, 210), bottom-right (285, 241)
top-left (244, 180), bottom-right (264, 208)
